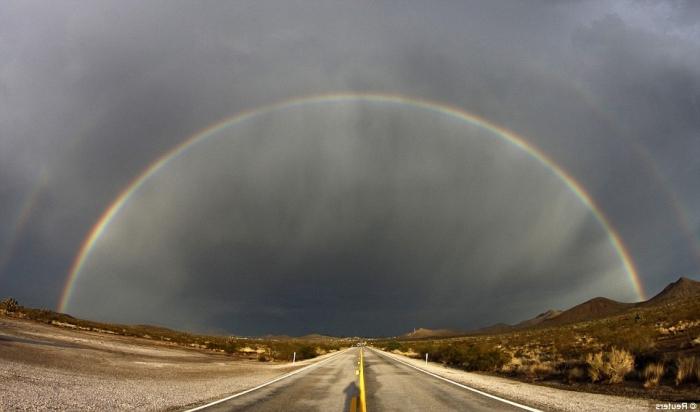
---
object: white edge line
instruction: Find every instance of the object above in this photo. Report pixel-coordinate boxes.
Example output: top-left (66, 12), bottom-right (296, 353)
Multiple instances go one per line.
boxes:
top-left (183, 347), bottom-right (354, 411)
top-left (369, 347), bottom-right (542, 412)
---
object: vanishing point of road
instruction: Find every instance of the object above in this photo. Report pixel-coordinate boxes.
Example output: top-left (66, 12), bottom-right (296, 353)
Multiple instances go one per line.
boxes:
top-left (187, 347), bottom-right (539, 412)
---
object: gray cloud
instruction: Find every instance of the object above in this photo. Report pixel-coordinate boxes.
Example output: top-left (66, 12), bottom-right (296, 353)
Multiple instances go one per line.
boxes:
top-left (68, 103), bottom-right (632, 335)
top-left (1, 1), bottom-right (699, 334)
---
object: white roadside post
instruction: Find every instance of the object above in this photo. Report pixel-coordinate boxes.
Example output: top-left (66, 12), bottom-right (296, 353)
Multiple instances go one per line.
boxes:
top-left (293, 352), bottom-right (296, 364)
top-left (425, 353), bottom-right (429, 365)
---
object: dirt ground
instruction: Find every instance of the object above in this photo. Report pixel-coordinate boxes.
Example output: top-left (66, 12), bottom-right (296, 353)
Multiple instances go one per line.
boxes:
top-left (0, 316), bottom-right (314, 411)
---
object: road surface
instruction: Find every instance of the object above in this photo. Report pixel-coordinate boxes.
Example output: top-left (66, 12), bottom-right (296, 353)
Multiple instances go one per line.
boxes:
top-left (190, 347), bottom-right (535, 411)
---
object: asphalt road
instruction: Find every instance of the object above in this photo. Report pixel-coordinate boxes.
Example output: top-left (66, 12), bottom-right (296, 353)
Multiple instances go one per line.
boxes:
top-left (364, 348), bottom-right (526, 411)
top-left (199, 348), bottom-right (360, 412)
top-left (193, 347), bottom-right (533, 412)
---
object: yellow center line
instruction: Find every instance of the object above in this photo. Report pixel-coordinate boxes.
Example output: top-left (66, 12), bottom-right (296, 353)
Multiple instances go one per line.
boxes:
top-left (359, 347), bottom-right (367, 412)
top-left (350, 347), bottom-right (367, 412)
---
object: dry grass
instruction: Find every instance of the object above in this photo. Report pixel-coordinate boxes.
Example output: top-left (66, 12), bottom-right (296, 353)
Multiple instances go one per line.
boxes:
top-left (642, 363), bottom-right (664, 388)
top-left (586, 351), bottom-right (605, 382)
top-left (586, 348), bottom-right (634, 384)
top-left (510, 358), bottom-right (556, 379)
top-left (529, 362), bottom-right (556, 378)
top-left (675, 356), bottom-right (699, 386)
top-left (606, 347), bottom-right (634, 384)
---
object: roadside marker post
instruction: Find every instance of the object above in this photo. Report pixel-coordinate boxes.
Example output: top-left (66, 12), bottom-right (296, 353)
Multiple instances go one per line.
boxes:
top-left (425, 353), bottom-right (428, 365)
top-left (292, 352), bottom-right (296, 364)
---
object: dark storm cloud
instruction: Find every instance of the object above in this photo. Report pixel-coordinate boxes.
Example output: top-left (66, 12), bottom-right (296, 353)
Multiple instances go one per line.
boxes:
top-left (68, 103), bottom-right (631, 335)
top-left (1, 1), bottom-right (699, 334)
top-left (564, 4), bottom-right (700, 293)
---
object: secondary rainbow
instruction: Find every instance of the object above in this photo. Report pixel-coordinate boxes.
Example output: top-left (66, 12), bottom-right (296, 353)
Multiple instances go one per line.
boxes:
top-left (59, 93), bottom-right (646, 311)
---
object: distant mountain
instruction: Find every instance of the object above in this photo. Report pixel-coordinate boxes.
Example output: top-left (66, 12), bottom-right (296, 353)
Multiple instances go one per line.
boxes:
top-left (640, 276), bottom-right (700, 307)
top-left (467, 310), bottom-right (562, 335)
top-left (540, 297), bottom-right (634, 326)
top-left (514, 309), bottom-right (562, 328)
top-left (403, 277), bottom-right (700, 339)
top-left (298, 334), bottom-right (335, 341)
top-left (402, 327), bottom-right (464, 339)
top-left (470, 301), bottom-right (626, 334)
top-left (472, 323), bottom-right (513, 335)
top-left (258, 334), bottom-right (294, 340)
top-left (520, 277), bottom-right (700, 328)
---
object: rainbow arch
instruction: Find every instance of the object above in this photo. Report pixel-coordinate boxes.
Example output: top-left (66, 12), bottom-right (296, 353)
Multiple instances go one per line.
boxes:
top-left (59, 93), bottom-right (645, 312)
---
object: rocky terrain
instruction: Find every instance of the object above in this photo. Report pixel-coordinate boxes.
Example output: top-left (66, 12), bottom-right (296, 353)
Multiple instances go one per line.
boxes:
top-left (0, 316), bottom-right (339, 411)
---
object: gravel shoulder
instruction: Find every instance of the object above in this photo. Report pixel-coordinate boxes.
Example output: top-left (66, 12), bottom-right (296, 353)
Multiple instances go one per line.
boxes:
top-left (374, 348), bottom-right (661, 412)
top-left (0, 317), bottom-right (337, 411)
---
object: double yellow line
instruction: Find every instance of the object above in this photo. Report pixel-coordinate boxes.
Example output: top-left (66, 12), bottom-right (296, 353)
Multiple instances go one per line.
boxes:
top-left (350, 347), bottom-right (367, 412)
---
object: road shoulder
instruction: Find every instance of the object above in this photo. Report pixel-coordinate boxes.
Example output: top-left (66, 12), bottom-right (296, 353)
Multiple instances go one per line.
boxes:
top-left (372, 348), bottom-right (658, 412)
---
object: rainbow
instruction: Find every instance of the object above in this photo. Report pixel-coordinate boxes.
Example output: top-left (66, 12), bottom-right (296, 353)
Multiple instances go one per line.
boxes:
top-left (0, 169), bottom-right (49, 276)
top-left (58, 93), bottom-right (646, 312)
top-left (565, 80), bottom-right (700, 269)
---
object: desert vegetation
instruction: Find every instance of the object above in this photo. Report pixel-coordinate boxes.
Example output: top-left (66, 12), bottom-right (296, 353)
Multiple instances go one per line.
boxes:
top-left (374, 288), bottom-right (700, 400)
top-left (643, 362), bottom-right (664, 388)
top-left (675, 356), bottom-right (699, 386)
top-left (0, 298), bottom-right (350, 362)
top-left (3, 277), bottom-right (698, 401)
top-left (0, 297), bottom-right (19, 312)
top-left (585, 348), bottom-right (634, 384)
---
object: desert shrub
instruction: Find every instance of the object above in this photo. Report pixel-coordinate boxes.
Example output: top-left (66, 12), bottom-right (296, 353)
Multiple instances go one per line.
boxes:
top-left (0, 297), bottom-right (19, 312)
top-left (524, 361), bottom-right (556, 379)
top-left (205, 340), bottom-right (240, 353)
top-left (643, 363), bottom-right (664, 388)
top-left (384, 341), bottom-right (402, 351)
top-left (501, 355), bottom-right (523, 374)
top-left (270, 343), bottom-right (296, 361)
top-left (257, 352), bottom-right (271, 362)
top-left (621, 331), bottom-right (656, 356)
top-left (586, 352), bottom-right (605, 382)
top-left (483, 347), bottom-right (511, 371)
top-left (426, 343), bottom-right (510, 372)
top-left (296, 344), bottom-right (317, 360)
top-left (585, 348), bottom-right (634, 384)
top-left (432, 344), bottom-right (464, 365)
top-left (605, 347), bottom-right (634, 384)
top-left (264, 341), bottom-right (340, 362)
top-left (567, 366), bottom-right (585, 383)
top-left (413, 343), bottom-right (435, 360)
top-left (675, 356), bottom-right (699, 386)
top-left (223, 340), bottom-right (241, 354)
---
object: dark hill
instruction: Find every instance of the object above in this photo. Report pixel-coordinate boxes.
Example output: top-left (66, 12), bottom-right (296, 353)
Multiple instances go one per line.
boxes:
top-left (514, 309), bottom-right (562, 328)
top-left (640, 276), bottom-right (700, 307)
top-left (541, 297), bottom-right (633, 326)
top-left (402, 327), bottom-right (464, 339)
top-left (472, 323), bottom-right (513, 335)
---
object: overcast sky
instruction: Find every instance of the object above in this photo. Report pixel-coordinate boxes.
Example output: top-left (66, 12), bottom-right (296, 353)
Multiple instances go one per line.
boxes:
top-left (1, 1), bottom-right (699, 336)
